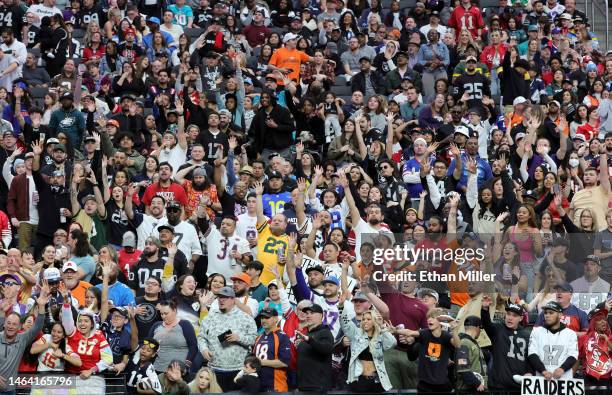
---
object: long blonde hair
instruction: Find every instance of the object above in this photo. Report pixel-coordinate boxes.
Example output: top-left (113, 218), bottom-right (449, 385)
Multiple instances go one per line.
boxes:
top-left (188, 367), bottom-right (223, 393)
top-left (360, 310), bottom-right (383, 352)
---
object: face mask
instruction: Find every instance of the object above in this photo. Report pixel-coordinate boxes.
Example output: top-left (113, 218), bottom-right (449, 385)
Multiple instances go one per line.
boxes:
top-left (568, 158), bottom-right (580, 168)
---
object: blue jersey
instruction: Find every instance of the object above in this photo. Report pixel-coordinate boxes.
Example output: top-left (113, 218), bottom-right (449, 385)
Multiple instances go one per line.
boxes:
top-left (253, 330), bottom-right (291, 392)
top-left (101, 321), bottom-right (132, 364)
top-left (262, 192), bottom-right (292, 217)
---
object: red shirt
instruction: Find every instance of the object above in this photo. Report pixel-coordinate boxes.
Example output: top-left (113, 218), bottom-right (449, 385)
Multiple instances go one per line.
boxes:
top-left (142, 182), bottom-right (188, 207)
top-left (118, 248), bottom-right (142, 279)
top-left (448, 5), bottom-right (484, 40)
top-left (281, 310), bottom-right (308, 371)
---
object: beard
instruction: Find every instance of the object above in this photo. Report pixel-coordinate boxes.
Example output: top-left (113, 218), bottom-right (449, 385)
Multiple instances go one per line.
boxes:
top-left (235, 288), bottom-right (247, 297)
top-left (368, 218), bottom-right (381, 226)
top-left (143, 249), bottom-right (156, 258)
top-left (193, 181), bottom-right (206, 191)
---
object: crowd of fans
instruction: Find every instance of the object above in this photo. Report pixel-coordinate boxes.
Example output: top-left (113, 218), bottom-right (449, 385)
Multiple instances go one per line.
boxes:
top-left (0, 0), bottom-right (611, 394)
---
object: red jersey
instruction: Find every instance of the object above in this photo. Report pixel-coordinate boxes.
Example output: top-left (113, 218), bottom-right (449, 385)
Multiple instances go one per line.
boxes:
top-left (118, 248), bottom-right (143, 279)
top-left (448, 5), bottom-right (484, 40)
top-left (66, 329), bottom-right (111, 373)
top-left (480, 44), bottom-right (508, 71)
top-left (142, 182), bottom-right (188, 207)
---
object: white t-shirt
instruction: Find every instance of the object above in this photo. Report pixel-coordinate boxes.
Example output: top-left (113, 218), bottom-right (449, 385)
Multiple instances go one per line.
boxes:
top-left (158, 144), bottom-right (188, 176)
top-left (203, 225), bottom-right (251, 281)
top-left (27, 4), bottom-right (62, 27)
top-left (0, 53), bottom-right (18, 92)
top-left (1, 40), bottom-right (27, 78)
top-left (135, 214), bottom-right (168, 250)
top-left (151, 220), bottom-right (202, 261)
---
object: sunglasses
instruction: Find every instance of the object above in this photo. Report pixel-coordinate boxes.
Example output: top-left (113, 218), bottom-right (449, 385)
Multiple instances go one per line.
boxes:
top-left (143, 339), bottom-right (158, 349)
top-left (379, 165), bottom-right (391, 170)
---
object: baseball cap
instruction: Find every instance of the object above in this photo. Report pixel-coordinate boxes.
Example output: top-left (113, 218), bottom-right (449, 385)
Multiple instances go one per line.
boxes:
top-left (62, 261), bottom-right (78, 273)
top-left (559, 13), bottom-right (572, 20)
top-left (107, 119), bottom-right (120, 128)
top-left (454, 126), bottom-right (470, 138)
top-left (542, 301), bottom-right (563, 312)
top-left (466, 55), bottom-right (477, 63)
top-left (586, 61), bottom-right (598, 72)
top-left (321, 276), bottom-right (340, 286)
top-left (305, 265), bottom-right (325, 275)
top-left (548, 100), bottom-right (561, 107)
top-left (257, 307), bottom-right (279, 319)
top-left (464, 316), bottom-right (482, 328)
top-left (218, 109), bottom-right (231, 117)
top-left (283, 32), bottom-right (298, 43)
top-left (302, 304), bottom-right (324, 314)
top-left (359, 56), bottom-right (371, 63)
top-left (522, 189), bottom-right (536, 199)
top-left (51, 170), bottom-right (64, 178)
top-left (554, 282), bottom-right (574, 293)
top-left (84, 135), bottom-right (96, 143)
top-left (239, 165), bottom-right (254, 176)
top-left (148, 16), bottom-right (161, 25)
top-left (44, 268), bottom-right (62, 283)
top-left (513, 96), bottom-right (528, 106)
top-left (515, 132), bottom-right (526, 141)
top-left (0, 273), bottom-right (22, 285)
top-left (352, 292), bottom-right (369, 302)
top-left (60, 92), bottom-right (73, 101)
top-left (230, 272), bottom-right (251, 285)
top-left (269, 171), bottom-right (283, 180)
top-left (122, 231), bottom-right (136, 248)
top-left (217, 286), bottom-right (236, 298)
top-left (551, 27), bottom-right (561, 34)
top-left (587, 306), bottom-right (608, 321)
top-left (528, 25), bottom-right (538, 32)
top-left (505, 300), bottom-right (524, 315)
top-left (157, 224), bottom-right (174, 234)
top-left (109, 306), bottom-right (129, 318)
top-left (585, 255), bottom-right (601, 265)
top-left (46, 138), bottom-right (60, 145)
top-left (573, 134), bottom-right (586, 142)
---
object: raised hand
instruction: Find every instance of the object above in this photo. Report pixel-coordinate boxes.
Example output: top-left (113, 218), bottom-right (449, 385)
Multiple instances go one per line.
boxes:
top-left (466, 157), bottom-right (478, 174)
top-left (254, 181), bottom-right (264, 196)
top-left (311, 213), bottom-right (322, 229)
top-left (297, 177), bottom-right (307, 193)
top-left (9, 147), bottom-right (23, 158)
top-left (36, 280), bottom-right (50, 307)
top-left (314, 165), bottom-right (324, 177)
top-left (425, 141), bottom-right (440, 156)
top-left (228, 136), bottom-right (238, 151)
top-left (167, 243), bottom-right (178, 257)
top-left (288, 232), bottom-right (297, 250)
top-left (496, 211), bottom-right (510, 223)
top-left (295, 140), bottom-right (304, 155)
top-left (449, 142), bottom-right (460, 158)
top-left (31, 139), bottom-right (43, 156)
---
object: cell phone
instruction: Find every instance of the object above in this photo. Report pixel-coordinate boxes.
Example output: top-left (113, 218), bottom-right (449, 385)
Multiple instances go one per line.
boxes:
top-left (217, 330), bottom-right (232, 343)
top-left (553, 184), bottom-right (560, 194)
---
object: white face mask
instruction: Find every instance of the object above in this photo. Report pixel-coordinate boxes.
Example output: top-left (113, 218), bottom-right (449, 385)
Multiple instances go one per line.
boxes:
top-left (569, 158), bottom-right (580, 168)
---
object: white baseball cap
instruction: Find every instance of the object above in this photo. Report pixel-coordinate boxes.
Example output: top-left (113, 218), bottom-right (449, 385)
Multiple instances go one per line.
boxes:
top-left (62, 261), bottom-right (78, 273)
top-left (283, 32), bottom-right (299, 43)
top-left (44, 268), bottom-right (61, 282)
top-left (513, 96), bottom-right (528, 106)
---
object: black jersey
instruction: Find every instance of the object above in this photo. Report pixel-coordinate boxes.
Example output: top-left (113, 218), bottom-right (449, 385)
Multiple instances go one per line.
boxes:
top-left (124, 349), bottom-right (162, 395)
top-left (0, 6), bottom-right (25, 38)
top-left (481, 308), bottom-right (531, 390)
top-left (453, 72), bottom-right (491, 109)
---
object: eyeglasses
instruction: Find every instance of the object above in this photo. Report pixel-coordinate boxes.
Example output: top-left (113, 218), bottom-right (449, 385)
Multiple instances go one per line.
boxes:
top-left (143, 340), bottom-right (158, 349)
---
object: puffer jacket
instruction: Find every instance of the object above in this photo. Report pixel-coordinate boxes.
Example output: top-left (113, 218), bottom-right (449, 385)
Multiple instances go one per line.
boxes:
top-left (340, 307), bottom-right (397, 390)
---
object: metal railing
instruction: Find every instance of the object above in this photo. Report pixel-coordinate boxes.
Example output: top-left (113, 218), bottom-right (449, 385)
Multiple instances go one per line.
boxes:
top-left (584, 0), bottom-right (609, 51)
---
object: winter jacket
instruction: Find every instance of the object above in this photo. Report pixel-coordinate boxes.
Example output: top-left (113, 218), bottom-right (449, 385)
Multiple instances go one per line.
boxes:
top-left (48, 106), bottom-right (86, 148)
top-left (249, 104), bottom-right (295, 153)
top-left (296, 323), bottom-right (334, 392)
top-left (7, 173), bottom-right (33, 222)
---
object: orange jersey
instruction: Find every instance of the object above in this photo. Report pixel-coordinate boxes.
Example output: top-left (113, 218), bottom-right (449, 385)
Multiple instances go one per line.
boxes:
top-left (268, 48), bottom-right (310, 83)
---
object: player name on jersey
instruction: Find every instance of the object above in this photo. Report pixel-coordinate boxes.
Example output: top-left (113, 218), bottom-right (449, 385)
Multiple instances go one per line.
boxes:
top-left (521, 377), bottom-right (585, 395)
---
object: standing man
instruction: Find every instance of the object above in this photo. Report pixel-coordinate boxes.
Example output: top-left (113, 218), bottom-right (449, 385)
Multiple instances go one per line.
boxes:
top-left (528, 301), bottom-right (579, 380)
top-left (296, 304), bottom-right (334, 393)
top-left (481, 299), bottom-right (531, 392)
top-left (456, 316), bottom-right (488, 393)
top-left (253, 308), bottom-right (291, 392)
top-left (448, 0), bottom-right (485, 40)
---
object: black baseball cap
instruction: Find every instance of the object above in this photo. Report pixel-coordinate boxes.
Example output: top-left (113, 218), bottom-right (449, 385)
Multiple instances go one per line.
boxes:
top-left (542, 301), bottom-right (563, 312)
top-left (257, 307), bottom-right (278, 319)
top-left (157, 224), bottom-right (175, 234)
top-left (505, 300), bottom-right (524, 315)
top-left (302, 304), bottom-right (324, 314)
top-left (464, 316), bottom-right (482, 328)
top-left (554, 282), bottom-right (574, 293)
top-left (269, 171), bottom-right (283, 180)
top-left (305, 265), bottom-right (325, 275)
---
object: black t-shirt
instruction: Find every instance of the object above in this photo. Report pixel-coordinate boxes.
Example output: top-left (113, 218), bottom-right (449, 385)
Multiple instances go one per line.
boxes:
top-left (416, 329), bottom-right (454, 385)
top-left (106, 200), bottom-right (132, 246)
top-left (134, 296), bottom-right (163, 343)
top-left (0, 6), bottom-right (25, 38)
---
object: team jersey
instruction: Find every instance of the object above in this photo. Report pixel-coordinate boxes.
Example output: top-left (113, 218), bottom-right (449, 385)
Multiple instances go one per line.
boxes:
top-left (101, 321), bottom-right (132, 364)
top-left (481, 310), bottom-right (530, 390)
top-left (254, 329), bottom-right (291, 392)
top-left (453, 72), bottom-right (491, 109)
top-left (0, 6), bottom-right (25, 37)
top-left (528, 325), bottom-right (578, 379)
top-left (202, 224), bottom-right (251, 281)
top-left (309, 199), bottom-right (349, 230)
top-left (448, 5), bottom-right (484, 40)
top-left (129, 258), bottom-right (187, 297)
top-left (118, 249), bottom-right (142, 280)
top-left (236, 212), bottom-right (258, 257)
top-left (151, 220), bottom-right (202, 262)
top-left (168, 4), bottom-right (193, 27)
top-left (293, 269), bottom-right (355, 339)
top-left (256, 222), bottom-right (290, 285)
top-left (124, 349), bottom-right (162, 395)
top-left (66, 329), bottom-right (112, 374)
top-left (36, 334), bottom-right (79, 372)
top-left (262, 192), bottom-right (292, 217)
top-left (281, 311), bottom-right (308, 371)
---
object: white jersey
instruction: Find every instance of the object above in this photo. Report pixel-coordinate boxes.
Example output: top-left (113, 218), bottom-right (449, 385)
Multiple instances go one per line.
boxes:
top-left (37, 334), bottom-right (78, 372)
top-left (308, 294), bottom-right (355, 339)
top-left (152, 220), bottom-right (202, 261)
top-left (203, 225), bottom-right (251, 281)
top-left (236, 212), bottom-right (258, 257)
top-left (528, 325), bottom-right (578, 379)
top-left (135, 214), bottom-right (168, 251)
